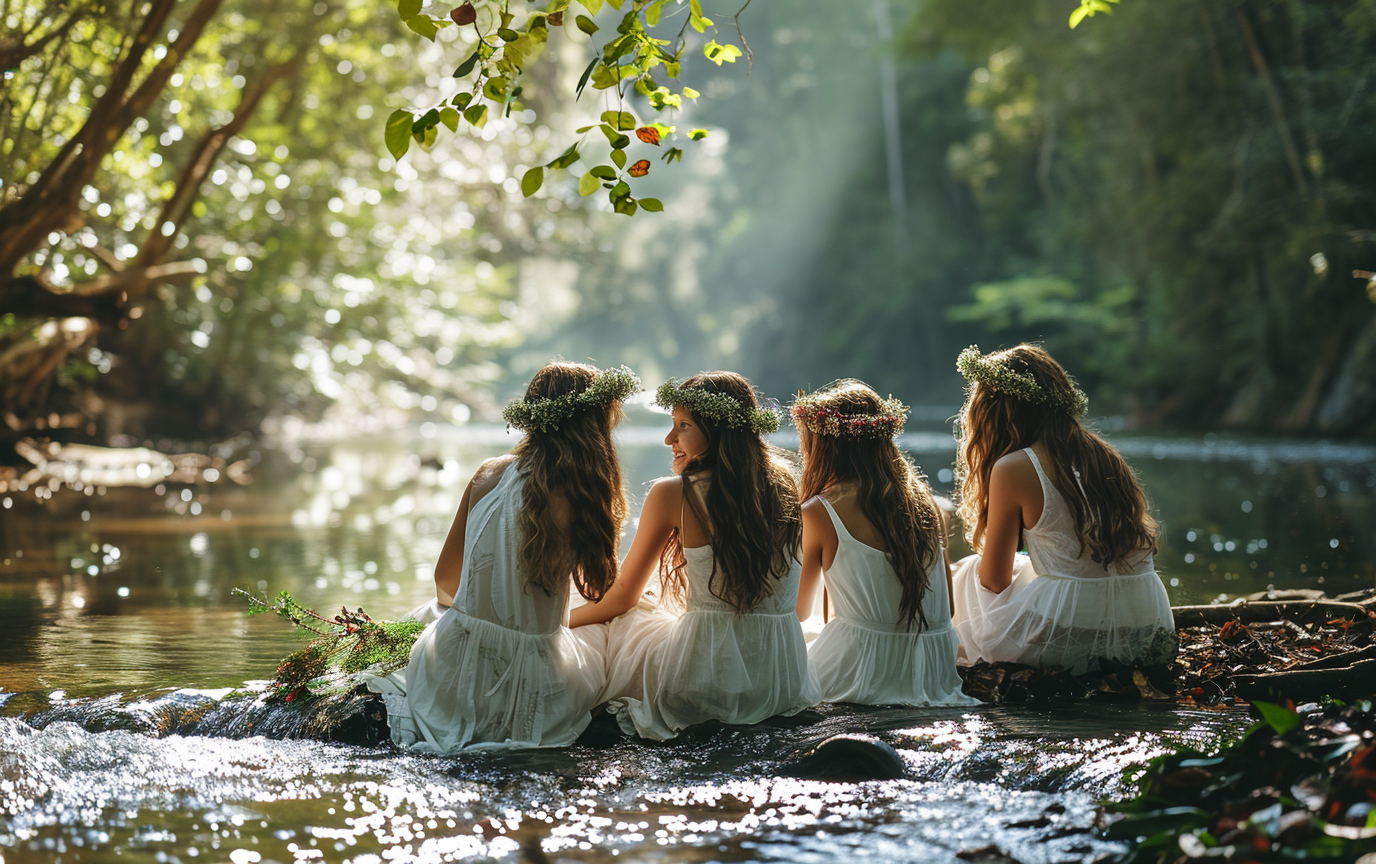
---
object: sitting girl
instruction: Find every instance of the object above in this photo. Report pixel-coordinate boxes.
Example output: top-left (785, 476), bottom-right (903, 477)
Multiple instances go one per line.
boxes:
top-left (792, 381), bottom-right (976, 707)
top-left (367, 361), bottom-right (637, 751)
top-left (569, 372), bottom-right (816, 740)
top-left (949, 345), bottom-right (1176, 674)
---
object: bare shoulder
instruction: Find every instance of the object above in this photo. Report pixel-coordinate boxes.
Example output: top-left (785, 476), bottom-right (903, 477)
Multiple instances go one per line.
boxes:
top-left (990, 449), bottom-right (1036, 484)
top-left (800, 495), bottom-right (829, 520)
top-left (642, 475), bottom-right (684, 511)
top-left (468, 454), bottom-right (518, 503)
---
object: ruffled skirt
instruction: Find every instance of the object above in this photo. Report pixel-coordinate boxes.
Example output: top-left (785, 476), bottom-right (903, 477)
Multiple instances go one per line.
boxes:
top-left (951, 554), bottom-right (1177, 675)
top-left (600, 604), bottom-right (817, 741)
top-left (808, 618), bottom-right (979, 707)
top-left (366, 606), bottom-right (607, 753)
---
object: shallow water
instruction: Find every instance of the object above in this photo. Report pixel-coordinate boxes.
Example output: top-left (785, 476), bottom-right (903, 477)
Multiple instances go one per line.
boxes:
top-left (1, 409), bottom-right (1372, 861)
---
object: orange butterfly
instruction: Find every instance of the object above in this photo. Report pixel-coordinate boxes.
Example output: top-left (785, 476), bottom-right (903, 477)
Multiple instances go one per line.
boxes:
top-left (628, 160), bottom-right (650, 177)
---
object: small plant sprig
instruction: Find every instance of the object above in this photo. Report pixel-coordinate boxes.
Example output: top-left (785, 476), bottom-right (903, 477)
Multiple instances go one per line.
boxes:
top-left (235, 588), bottom-right (425, 703)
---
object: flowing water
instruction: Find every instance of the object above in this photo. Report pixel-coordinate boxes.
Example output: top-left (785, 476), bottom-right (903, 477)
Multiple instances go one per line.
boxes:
top-left (2, 406), bottom-right (1373, 862)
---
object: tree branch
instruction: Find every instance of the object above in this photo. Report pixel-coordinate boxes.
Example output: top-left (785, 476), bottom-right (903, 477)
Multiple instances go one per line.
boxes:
top-left (0, 274), bottom-right (127, 325)
top-left (1235, 7), bottom-right (1308, 199)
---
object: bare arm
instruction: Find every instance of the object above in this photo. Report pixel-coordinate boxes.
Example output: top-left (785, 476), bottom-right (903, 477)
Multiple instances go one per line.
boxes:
top-left (976, 451), bottom-right (1042, 594)
top-left (569, 478), bottom-right (680, 627)
top-left (795, 497), bottom-right (833, 621)
top-left (937, 508), bottom-right (955, 618)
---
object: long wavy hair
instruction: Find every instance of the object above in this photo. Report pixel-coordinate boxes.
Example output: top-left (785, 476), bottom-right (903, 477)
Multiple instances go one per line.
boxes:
top-left (662, 371), bottom-right (801, 613)
top-left (511, 361), bottom-right (628, 600)
top-left (954, 345), bottom-right (1158, 570)
top-left (798, 380), bottom-right (943, 630)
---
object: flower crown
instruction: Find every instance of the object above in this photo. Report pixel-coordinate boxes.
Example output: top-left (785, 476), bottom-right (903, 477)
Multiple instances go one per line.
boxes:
top-left (654, 380), bottom-right (781, 434)
top-left (790, 392), bottom-right (908, 438)
top-left (502, 365), bottom-right (641, 433)
top-left (957, 345), bottom-right (1089, 417)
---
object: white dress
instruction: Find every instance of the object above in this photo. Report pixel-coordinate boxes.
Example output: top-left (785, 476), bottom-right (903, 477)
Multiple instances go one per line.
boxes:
top-left (808, 498), bottom-right (978, 707)
top-left (951, 448), bottom-right (1176, 675)
top-left (601, 547), bottom-right (818, 741)
top-left (365, 465), bottom-right (608, 751)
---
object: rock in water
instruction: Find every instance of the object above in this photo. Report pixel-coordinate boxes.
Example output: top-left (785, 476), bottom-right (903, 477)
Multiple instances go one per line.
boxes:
top-left (783, 733), bottom-right (906, 781)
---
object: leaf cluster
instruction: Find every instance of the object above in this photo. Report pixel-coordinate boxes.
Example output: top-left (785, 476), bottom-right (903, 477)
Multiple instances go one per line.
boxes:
top-left (385, 0), bottom-right (745, 215)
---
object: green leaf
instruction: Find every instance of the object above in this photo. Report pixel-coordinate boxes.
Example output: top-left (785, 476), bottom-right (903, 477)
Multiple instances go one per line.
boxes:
top-left (546, 144), bottom-right (581, 169)
top-left (385, 109), bottom-right (414, 160)
top-left (575, 14), bottom-right (598, 35)
top-left (591, 61), bottom-right (622, 90)
top-left (482, 76), bottom-right (510, 101)
top-left (688, 128), bottom-right (708, 140)
top-left (662, 146), bottom-right (683, 164)
top-left (599, 110), bottom-right (637, 131)
top-left (575, 57), bottom-right (600, 98)
top-left (639, 197), bottom-right (663, 212)
top-left (463, 103), bottom-right (488, 128)
top-left (590, 165), bottom-right (617, 180)
top-left (406, 14), bottom-right (439, 40)
top-left (452, 92), bottom-right (474, 110)
top-left (681, 86), bottom-right (700, 99)
top-left (416, 124), bottom-right (439, 152)
top-left (439, 107), bottom-right (461, 131)
top-left (521, 166), bottom-right (544, 197)
top-left (397, 0), bottom-right (422, 19)
top-left (1253, 701), bottom-right (1302, 736)
top-left (579, 0), bottom-right (603, 13)
top-left (578, 170), bottom-right (600, 196)
top-left (613, 195), bottom-right (637, 216)
top-left (453, 49), bottom-right (481, 78)
top-left (611, 149), bottom-right (626, 169)
top-left (498, 27), bottom-right (519, 41)
top-left (703, 40), bottom-right (742, 65)
top-left (609, 180), bottom-right (630, 200)
top-left (645, 0), bottom-right (667, 27)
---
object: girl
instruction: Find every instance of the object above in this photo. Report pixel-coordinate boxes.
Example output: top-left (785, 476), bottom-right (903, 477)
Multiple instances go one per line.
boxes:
top-left (792, 380), bottom-right (976, 706)
top-left (949, 345), bottom-right (1176, 674)
top-left (570, 372), bottom-right (816, 740)
top-left (367, 361), bottom-right (638, 751)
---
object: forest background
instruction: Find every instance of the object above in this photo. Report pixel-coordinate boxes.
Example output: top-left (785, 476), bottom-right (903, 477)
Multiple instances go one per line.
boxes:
top-left (2, 0), bottom-right (1375, 452)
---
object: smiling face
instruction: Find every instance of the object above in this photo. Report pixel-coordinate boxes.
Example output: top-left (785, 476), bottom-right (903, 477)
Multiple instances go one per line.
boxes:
top-left (664, 406), bottom-right (709, 475)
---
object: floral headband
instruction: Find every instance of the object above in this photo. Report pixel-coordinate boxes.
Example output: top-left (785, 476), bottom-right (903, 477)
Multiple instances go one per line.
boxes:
top-left (791, 392), bottom-right (908, 438)
top-left (655, 380), bottom-right (781, 434)
top-left (957, 345), bottom-right (1089, 417)
top-left (502, 365), bottom-right (641, 433)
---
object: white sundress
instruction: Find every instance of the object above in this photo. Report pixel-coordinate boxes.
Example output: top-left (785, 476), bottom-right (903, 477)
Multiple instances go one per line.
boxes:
top-left (366, 464), bottom-right (608, 752)
top-left (951, 448), bottom-right (1176, 675)
top-left (600, 546), bottom-right (818, 741)
top-left (808, 498), bottom-right (978, 707)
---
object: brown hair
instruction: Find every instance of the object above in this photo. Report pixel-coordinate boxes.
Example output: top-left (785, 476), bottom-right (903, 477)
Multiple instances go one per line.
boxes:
top-left (662, 371), bottom-right (801, 613)
top-left (798, 380), bottom-right (943, 630)
top-left (954, 344), bottom-right (1158, 569)
top-left (512, 361), bottom-right (628, 600)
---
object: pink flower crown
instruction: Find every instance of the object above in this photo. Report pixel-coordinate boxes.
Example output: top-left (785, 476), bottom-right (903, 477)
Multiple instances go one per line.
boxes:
top-left (790, 396), bottom-right (908, 439)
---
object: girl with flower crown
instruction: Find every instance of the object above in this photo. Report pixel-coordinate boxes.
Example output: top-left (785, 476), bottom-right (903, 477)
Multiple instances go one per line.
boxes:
top-left (366, 361), bottom-right (638, 751)
top-left (791, 380), bottom-right (977, 707)
top-left (569, 371), bottom-right (816, 740)
top-left (949, 345), bottom-right (1175, 674)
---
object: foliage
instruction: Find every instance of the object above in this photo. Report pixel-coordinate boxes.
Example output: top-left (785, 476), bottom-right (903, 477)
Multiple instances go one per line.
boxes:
top-left (235, 588), bottom-right (423, 703)
top-left (385, 0), bottom-right (752, 215)
top-left (1104, 699), bottom-right (1376, 863)
top-left (910, 0), bottom-right (1376, 430)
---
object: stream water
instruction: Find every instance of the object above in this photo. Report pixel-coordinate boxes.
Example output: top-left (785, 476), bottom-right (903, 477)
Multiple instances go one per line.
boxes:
top-left (2, 407), bottom-right (1373, 862)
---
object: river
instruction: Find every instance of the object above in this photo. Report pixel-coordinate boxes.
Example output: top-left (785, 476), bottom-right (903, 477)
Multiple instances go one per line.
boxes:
top-left (1, 406), bottom-right (1372, 862)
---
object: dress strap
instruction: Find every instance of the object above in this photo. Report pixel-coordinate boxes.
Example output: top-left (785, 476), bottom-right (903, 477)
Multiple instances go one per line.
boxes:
top-left (816, 496), bottom-right (853, 545)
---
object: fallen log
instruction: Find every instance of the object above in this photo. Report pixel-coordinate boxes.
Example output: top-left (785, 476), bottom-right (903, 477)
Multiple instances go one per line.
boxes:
top-left (1233, 658), bottom-right (1376, 704)
top-left (1171, 600), bottom-right (1371, 627)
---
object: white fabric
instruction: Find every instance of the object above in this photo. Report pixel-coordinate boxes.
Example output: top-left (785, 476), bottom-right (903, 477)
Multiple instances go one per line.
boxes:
top-left (600, 545), bottom-right (818, 741)
top-left (366, 465), bottom-right (607, 752)
top-left (951, 448), bottom-right (1176, 674)
top-left (807, 498), bottom-right (978, 707)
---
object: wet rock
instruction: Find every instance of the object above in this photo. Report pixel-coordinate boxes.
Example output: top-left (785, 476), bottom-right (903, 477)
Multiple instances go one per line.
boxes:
top-left (781, 733), bottom-right (905, 781)
top-left (955, 844), bottom-right (1022, 863)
